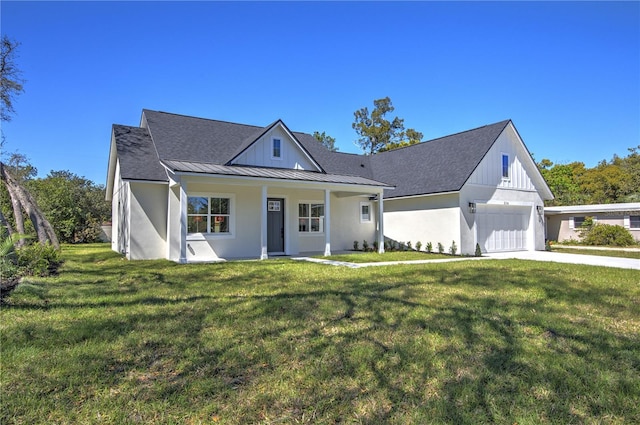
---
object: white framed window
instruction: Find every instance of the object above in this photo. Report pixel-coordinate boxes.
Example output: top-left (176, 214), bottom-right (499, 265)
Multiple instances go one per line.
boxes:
top-left (272, 138), bottom-right (282, 159)
top-left (501, 153), bottom-right (510, 180)
top-left (298, 202), bottom-right (324, 233)
top-left (187, 193), bottom-right (235, 237)
top-left (630, 215), bottom-right (640, 229)
top-left (360, 201), bottom-right (372, 223)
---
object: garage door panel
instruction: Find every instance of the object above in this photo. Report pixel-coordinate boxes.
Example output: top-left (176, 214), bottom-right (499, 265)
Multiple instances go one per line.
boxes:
top-left (477, 205), bottom-right (530, 253)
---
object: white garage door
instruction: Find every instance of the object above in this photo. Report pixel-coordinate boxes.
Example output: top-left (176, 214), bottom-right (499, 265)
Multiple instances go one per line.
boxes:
top-left (477, 204), bottom-right (530, 252)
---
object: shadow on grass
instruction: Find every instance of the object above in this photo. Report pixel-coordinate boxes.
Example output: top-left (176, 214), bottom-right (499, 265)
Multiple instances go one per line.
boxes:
top-left (2, 253), bottom-right (639, 424)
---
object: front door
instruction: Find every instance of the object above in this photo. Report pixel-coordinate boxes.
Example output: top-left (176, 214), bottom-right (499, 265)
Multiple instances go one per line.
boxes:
top-left (267, 198), bottom-right (285, 253)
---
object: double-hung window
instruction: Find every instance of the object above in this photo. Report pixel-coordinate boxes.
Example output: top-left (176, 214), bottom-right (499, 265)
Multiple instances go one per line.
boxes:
top-left (298, 203), bottom-right (324, 233)
top-left (630, 215), bottom-right (640, 229)
top-left (187, 196), bottom-right (232, 234)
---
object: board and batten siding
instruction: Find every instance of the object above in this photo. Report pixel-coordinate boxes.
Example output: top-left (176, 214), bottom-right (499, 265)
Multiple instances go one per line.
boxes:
top-left (467, 125), bottom-right (537, 192)
top-left (231, 126), bottom-right (317, 170)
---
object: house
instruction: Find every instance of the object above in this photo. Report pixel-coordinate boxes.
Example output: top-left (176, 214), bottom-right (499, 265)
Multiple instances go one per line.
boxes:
top-left (544, 203), bottom-right (640, 243)
top-left (106, 110), bottom-right (553, 262)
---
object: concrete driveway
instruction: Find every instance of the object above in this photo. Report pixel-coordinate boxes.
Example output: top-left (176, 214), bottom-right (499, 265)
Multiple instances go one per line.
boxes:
top-left (485, 251), bottom-right (640, 270)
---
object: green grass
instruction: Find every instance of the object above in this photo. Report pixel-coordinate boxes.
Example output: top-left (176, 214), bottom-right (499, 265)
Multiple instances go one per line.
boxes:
top-left (316, 251), bottom-right (453, 263)
top-left (551, 246), bottom-right (640, 259)
top-left (2, 243), bottom-right (639, 424)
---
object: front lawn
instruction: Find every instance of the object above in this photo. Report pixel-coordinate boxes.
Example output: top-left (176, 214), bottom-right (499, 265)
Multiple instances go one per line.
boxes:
top-left (2, 244), bottom-right (639, 424)
top-left (316, 251), bottom-right (453, 263)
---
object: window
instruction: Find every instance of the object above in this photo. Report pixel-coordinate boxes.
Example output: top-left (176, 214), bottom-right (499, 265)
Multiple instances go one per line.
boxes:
top-left (501, 154), bottom-right (510, 180)
top-left (631, 216), bottom-right (640, 229)
top-left (298, 203), bottom-right (324, 233)
top-left (187, 196), bottom-right (231, 234)
top-left (360, 202), bottom-right (372, 223)
top-left (573, 216), bottom-right (586, 229)
top-left (272, 138), bottom-right (282, 159)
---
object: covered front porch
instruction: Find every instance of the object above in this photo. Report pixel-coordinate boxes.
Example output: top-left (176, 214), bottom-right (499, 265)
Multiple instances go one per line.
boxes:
top-left (163, 165), bottom-right (391, 263)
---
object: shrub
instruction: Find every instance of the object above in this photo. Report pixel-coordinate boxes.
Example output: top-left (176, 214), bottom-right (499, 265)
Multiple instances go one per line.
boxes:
top-left (581, 224), bottom-right (635, 247)
top-left (353, 241), bottom-right (359, 251)
top-left (437, 242), bottom-right (444, 254)
top-left (362, 240), bottom-right (369, 251)
top-left (426, 242), bottom-right (433, 253)
top-left (415, 241), bottom-right (422, 252)
top-left (406, 241), bottom-right (412, 251)
top-left (475, 243), bottom-right (482, 257)
top-left (372, 240), bottom-right (378, 252)
top-left (16, 242), bottom-right (61, 277)
top-left (1, 233), bottom-right (28, 284)
top-left (449, 240), bottom-right (457, 256)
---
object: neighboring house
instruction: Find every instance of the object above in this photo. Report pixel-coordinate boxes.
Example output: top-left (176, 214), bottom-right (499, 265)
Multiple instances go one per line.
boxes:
top-left (106, 110), bottom-right (553, 262)
top-left (545, 203), bottom-right (640, 243)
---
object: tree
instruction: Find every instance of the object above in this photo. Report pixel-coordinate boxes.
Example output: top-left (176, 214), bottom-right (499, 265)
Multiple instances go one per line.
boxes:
top-left (0, 163), bottom-right (59, 248)
top-left (27, 171), bottom-right (111, 243)
top-left (0, 36), bottom-right (59, 248)
top-left (378, 128), bottom-right (424, 152)
top-left (312, 131), bottom-right (338, 152)
top-left (352, 97), bottom-right (407, 155)
top-left (1, 36), bottom-right (25, 122)
top-left (537, 160), bottom-right (586, 206)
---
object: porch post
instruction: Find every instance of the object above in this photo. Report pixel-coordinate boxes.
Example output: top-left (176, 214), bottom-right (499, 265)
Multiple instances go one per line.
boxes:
top-left (260, 185), bottom-right (268, 260)
top-left (178, 178), bottom-right (188, 263)
top-left (377, 190), bottom-right (385, 254)
top-left (324, 189), bottom-right (331, 256)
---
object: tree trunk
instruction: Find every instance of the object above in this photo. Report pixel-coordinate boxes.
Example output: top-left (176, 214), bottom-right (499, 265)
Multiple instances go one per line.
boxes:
top-left (0, 162), bottom-right (59, 249)
top-left (0, 209), bottom-right (14, 235)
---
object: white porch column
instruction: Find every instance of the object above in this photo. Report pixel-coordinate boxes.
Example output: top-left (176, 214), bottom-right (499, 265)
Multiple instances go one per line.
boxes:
top-left (178, 179), bottom-right (188, 263)
top-left (324, 189), bottom-right (331, 256)
top-left (260, 185), bottom-right (268, 260)
top-left (377, 190), bottom-right (385, 254)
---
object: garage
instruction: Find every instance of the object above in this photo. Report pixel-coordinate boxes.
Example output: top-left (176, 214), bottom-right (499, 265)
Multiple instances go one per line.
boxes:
top-left (476, 204), bottom-right (531, 252)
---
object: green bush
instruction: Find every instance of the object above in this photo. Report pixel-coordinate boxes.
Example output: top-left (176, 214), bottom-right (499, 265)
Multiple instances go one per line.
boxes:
top-left (16, 242), bottom-right (61, 277)
top-left (415, 241), bottom-right (422, 252)
top-left (449, 240), bottom-right (457, 256)
top-left (581, 224), bottom-right (635, 247)
top-left (437, 242), bottom-right (444, 254)
top-left (475, 243), bottom-right (482, 257)
top-left (426, 242), bottom-right (433, 253)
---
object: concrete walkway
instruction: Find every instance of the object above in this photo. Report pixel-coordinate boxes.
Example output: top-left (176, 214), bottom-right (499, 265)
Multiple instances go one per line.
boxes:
top-left (484, 251), bottom-right (640, 270)
top-left (293, 251), bottom-right (639, 270)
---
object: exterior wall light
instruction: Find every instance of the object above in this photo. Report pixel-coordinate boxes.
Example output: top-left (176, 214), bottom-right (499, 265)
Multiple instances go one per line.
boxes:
top-left (536, 205), bottom-right (544, 215)
top-left (469, 202), bottom-right (476, 214)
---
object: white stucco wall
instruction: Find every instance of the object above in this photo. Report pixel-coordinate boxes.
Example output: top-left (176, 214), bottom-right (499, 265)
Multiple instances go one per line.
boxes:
top-left (128, 182), bottom-right (168, 260)
top-left (383, 193), bottom-right (461, 252)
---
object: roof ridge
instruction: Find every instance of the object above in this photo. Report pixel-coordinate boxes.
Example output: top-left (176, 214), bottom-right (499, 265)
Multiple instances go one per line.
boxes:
top-left (375, 119), bottom-right (511, 156)
top-left (143, 109), bottom-right (265, 130)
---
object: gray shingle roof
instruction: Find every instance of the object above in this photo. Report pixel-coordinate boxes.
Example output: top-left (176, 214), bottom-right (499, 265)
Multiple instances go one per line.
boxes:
top-left (112, 124), bottom-right (167, 182)
top-left (112, 110), bottom-right (518, 197)
top-left (370, 120), bottom-right (511, 198)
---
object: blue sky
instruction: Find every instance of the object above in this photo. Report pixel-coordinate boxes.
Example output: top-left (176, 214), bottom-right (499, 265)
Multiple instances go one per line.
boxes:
top-left (1, 1), bottom-right (639, 186)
